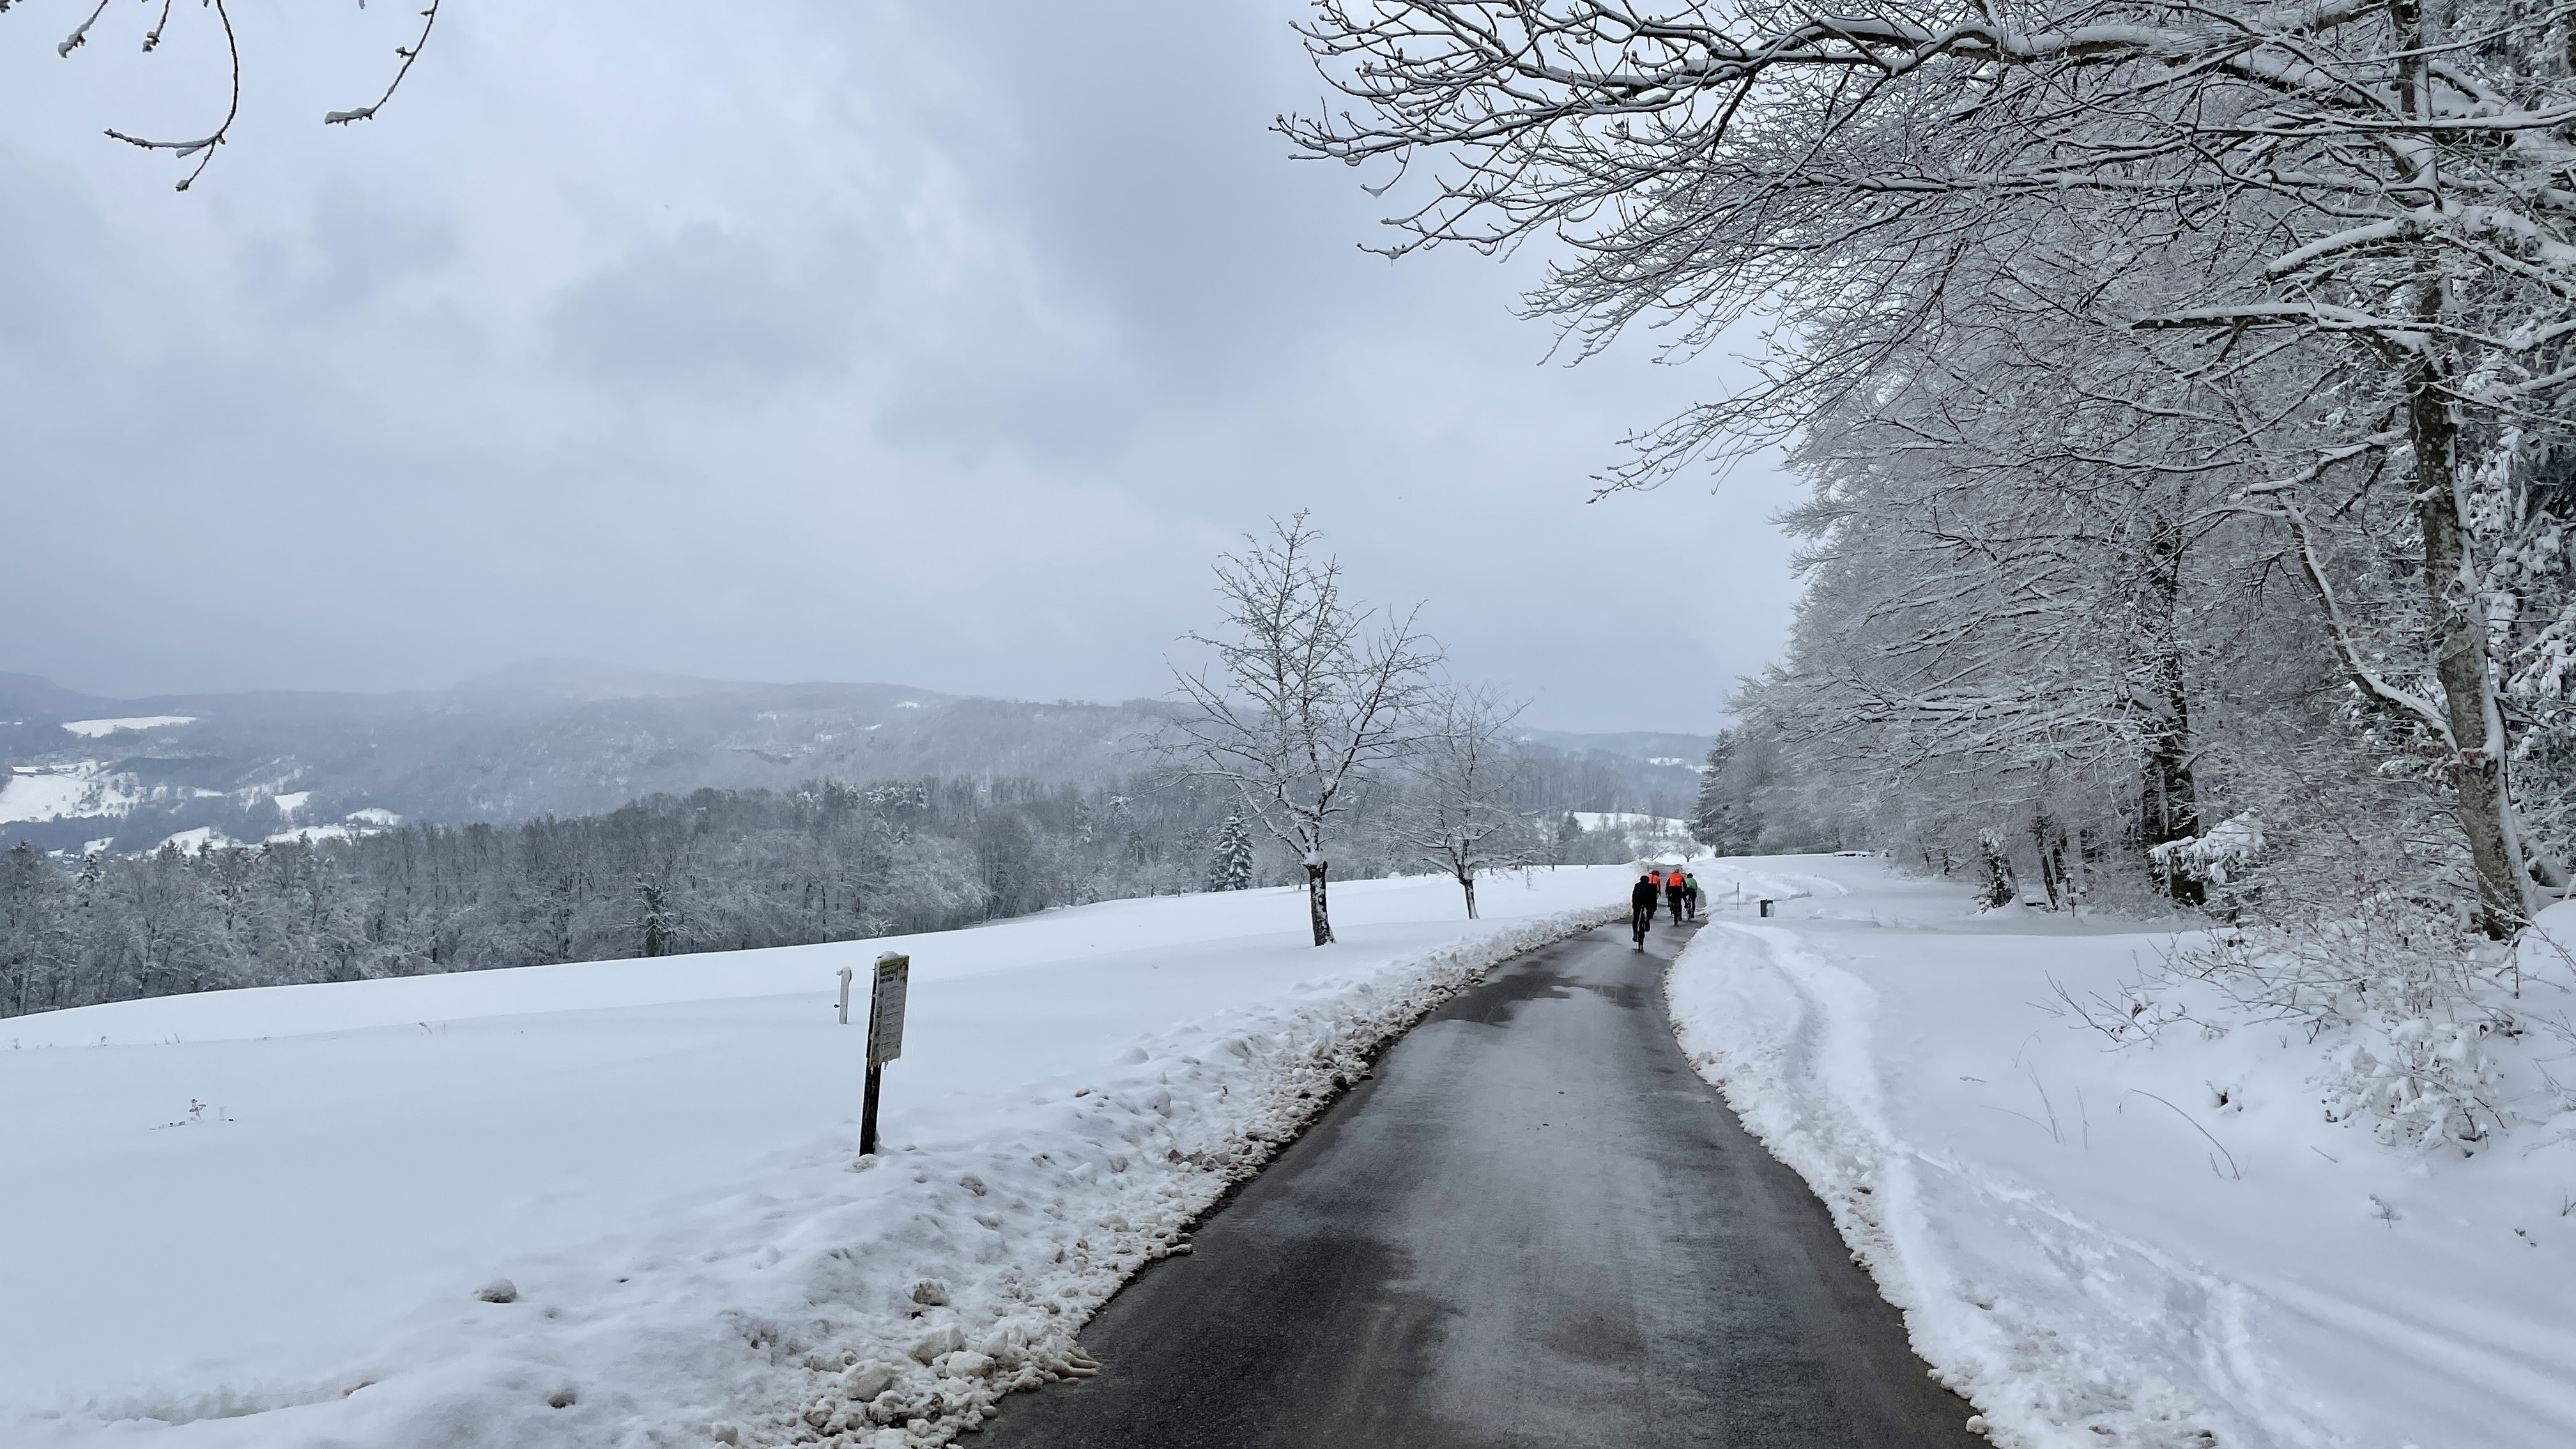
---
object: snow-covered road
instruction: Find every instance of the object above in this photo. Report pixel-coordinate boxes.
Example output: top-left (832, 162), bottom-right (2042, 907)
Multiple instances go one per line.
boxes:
top-left (1, 868), bottom-right (1633, 1446)
top-left (976, 918), bottom-right (1985, 1448)
top-left (14, 853), bottom-right (2557, 1448)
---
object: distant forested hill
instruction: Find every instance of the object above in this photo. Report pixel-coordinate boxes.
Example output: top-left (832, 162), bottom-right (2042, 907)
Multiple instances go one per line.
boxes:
top-left (0, 663), bottom-right (1710, 1017)
top-left (0, 663), bottom-right (1706, 858)
top-left (0, 663), bottom-right (1170, 856)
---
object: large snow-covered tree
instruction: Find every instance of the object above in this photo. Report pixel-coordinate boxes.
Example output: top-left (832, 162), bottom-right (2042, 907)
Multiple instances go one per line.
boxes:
top-left (1290, 0), bottom-right (2576, 936)
top-left (1689, 730), bottom-right (1759, 858)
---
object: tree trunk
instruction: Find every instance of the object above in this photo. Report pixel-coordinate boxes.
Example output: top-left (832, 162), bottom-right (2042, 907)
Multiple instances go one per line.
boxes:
top-left (2140, 657), bottom-right (2204, 907)
top-left (1976, 834), bottom-right (2016, 908)
top-left (1460, 873), bottom-right (1478, 920)
top-left (2031, 816), bottom-right (2068, 911)
top-left (2135, 516), bottom-right (2204, 905)
top-left (2410, 355), bottom-right (2531, 939)
top-left (1306, 859), bottom-right (1335, 945)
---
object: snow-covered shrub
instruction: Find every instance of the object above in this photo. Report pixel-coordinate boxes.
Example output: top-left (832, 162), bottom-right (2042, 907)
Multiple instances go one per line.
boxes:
top-left (2179, 894), bottom-right (2531, 1151)
top-left (1974, 831), bottom-right (2016, 910)
top-left (2147, 813), bottom-right (2264, 889)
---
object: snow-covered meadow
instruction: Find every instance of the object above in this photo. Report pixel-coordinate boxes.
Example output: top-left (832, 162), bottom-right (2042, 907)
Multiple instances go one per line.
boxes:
top-left (1673, 855), bottom-right (2576, 1449)
top-left (2, 868), bottom-right (1630, 1447)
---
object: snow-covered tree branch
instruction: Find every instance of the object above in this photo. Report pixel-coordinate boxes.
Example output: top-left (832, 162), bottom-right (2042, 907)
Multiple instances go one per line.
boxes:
top-left (1291, 0), bottom-right (2576, 937)
top-left (13, 0), bottom-right (441, 188)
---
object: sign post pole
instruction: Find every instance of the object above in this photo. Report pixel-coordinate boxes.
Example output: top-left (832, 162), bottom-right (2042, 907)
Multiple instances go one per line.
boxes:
top-left (861, 1062), bottom-right (883, 1157)
top-left (859, 951), bottom-right (910, 1157)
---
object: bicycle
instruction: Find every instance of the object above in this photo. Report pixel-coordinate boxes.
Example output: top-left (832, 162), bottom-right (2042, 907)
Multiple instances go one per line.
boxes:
top-left (1632, 905), bottom-right (1653, 951)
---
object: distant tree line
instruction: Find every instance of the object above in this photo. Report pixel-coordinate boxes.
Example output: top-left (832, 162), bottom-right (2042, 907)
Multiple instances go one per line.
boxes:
top-left (1, 757), bottom-right (1692, 1020)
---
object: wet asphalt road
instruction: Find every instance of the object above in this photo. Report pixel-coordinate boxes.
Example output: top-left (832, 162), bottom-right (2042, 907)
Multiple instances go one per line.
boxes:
top-left (978, 919), bottom-right (1986, 1449)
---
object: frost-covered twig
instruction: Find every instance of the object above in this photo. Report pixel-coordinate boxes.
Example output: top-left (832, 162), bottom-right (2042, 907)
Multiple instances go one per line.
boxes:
top-left (98, 0), bottom-right (239, 192)
top-left (53, 0), bottom-right (111, 57)
top-left (22, 0), bottom-right (438, 187)
top-left (325, 0), bottom-right (441, 126)
top-left (2119, 1089), bottom-right (2242, 1180)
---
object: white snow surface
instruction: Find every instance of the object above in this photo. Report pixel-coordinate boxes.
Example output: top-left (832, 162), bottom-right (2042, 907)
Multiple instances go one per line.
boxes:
top-left (1, 868), bottom-right (1630, 1447)
top-left (1668, 855), bottom-right (2576, 1449)
top-left (0, 762), bottom-right (140, 823)
top-left (1567, 809), bottom-right (1685, 832)
top-left (263, 824), bottom-right (392, 847)
top-left (59, 715), bottom-right (197, 738)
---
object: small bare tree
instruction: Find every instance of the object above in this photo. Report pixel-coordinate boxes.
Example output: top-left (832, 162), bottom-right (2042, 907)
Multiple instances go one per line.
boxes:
top-left (1387, 680), bottom-right (1534, 918)
top-left (1163, 514), bottom-right (1441, 945)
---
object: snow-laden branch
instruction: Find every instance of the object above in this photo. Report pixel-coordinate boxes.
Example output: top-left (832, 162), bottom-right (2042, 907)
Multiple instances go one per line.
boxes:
top-left (21, 0), bottom-right (444, 187)
top-left (2242, 481), bottom-right (2457, 744)
top-left (86, 0), bottom-right (241, 192)
top-left (325, 1), bottom-right (443, 127)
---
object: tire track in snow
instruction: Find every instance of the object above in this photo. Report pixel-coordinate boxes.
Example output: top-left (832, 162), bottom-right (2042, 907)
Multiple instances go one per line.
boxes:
top-left (1667, 919), bottom-right (2309, 1449)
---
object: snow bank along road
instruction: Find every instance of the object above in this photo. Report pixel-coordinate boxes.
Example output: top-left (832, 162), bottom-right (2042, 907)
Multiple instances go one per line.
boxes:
top-left (1669, 856), bottom-right (2576, 1449)
top-left (977, 919), bottom-right (1986, 1448)
top-left (18, 854), bottom-right (2549, 1447)
top-left (1, 867), bottom-right (1636, 1448)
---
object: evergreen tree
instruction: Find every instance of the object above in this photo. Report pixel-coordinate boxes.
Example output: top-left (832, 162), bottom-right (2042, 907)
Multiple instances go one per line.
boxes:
top-left (636, 875), bottom-right (678, 958)
top-left (1204, 813), bottom-right (1256, 892)
top-left (1689, 730), bottom-right (1761, 857)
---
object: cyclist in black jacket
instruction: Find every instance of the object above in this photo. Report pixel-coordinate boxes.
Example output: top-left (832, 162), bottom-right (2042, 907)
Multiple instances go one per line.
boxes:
top-left (1630, 873), bottom-right (1659, 949)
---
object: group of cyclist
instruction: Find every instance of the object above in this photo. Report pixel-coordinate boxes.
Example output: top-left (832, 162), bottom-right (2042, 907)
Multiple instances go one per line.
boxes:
top-left (1629, 864), bottom-right (1700, 948)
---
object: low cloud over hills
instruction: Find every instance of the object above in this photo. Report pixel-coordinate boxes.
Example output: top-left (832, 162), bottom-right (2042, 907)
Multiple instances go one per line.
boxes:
top-left (0, 663), bottom-right (1707, 857)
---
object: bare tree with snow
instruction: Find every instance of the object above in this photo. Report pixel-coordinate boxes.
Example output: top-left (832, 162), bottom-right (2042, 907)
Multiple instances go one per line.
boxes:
top-left (1386, 681), bottom-right (1534, 918)
top-left (1160, 515), bottom-right (1442, 945)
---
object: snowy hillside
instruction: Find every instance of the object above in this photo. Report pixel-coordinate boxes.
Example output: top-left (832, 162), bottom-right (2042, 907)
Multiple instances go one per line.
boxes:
top-left (0, 666), bottom-right (1155, 855)
top-left (1, 866), bottom-right (1633, 1447)
top-left (0, 667), bottom-right (1706, 857)
top-left (1670, 856), bottom-right (2576, 1449)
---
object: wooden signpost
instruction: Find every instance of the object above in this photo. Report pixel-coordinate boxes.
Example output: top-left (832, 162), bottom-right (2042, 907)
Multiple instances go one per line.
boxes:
top-left (859, 951), bottom-right (909, 1156)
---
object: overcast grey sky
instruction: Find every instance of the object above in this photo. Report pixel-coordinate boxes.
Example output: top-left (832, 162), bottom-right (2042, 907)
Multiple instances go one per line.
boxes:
top-left (1, 0), bottom-right (1801, 732)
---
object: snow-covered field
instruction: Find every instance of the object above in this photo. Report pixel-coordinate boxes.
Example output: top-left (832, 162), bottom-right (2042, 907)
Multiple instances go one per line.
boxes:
top-left (60, 716), bottom-right (199, 739)
top-left (1671, 855), bottom-right (2576, 1449)
top-left (1, 868), bottom-right (1629, 1447)
top-left (0, 762), bottom-right (140, 824)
